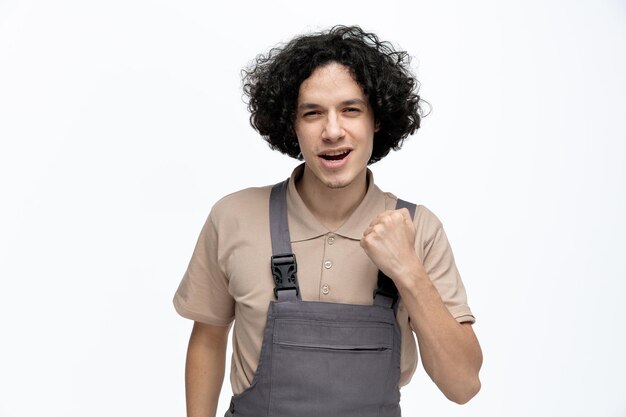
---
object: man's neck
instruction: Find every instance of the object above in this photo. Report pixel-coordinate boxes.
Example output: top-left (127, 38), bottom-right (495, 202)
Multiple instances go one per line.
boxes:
top-left (295, 166), bottom-right (369, 231)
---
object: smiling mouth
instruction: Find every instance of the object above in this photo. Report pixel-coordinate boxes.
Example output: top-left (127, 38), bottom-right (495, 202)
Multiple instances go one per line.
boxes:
top-left (320, 150), bottom-right (351, 161)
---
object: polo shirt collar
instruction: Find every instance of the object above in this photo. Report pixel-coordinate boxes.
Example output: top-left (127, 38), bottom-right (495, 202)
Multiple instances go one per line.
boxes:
top-left (286, 163), bottom-right (387, 242)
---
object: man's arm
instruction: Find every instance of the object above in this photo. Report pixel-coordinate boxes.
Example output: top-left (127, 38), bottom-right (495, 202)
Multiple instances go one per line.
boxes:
top-left (361, 209), bottom-right (483, 404)
top-left (396, 278), bottom-right (482, 403)
top-left (185, 321), bottom-right (230, 417)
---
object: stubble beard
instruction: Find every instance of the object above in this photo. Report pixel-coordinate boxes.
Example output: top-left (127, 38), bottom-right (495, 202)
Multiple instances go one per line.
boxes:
top-left (324, 179), bottom-right (351, 190)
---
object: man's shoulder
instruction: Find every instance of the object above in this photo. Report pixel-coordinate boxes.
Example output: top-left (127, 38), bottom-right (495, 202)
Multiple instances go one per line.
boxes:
top-left (381, 190), bottom-right (443, 231)
top-left (216, 184), bottom-right (274, 207)
top-left (413, 204), bottom-right (443, 230)
top-left (209, 184), bottom-right (274, 224)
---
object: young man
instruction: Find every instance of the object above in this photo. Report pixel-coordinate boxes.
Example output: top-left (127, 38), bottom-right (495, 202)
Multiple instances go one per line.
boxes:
top-left (174, 26), bottom-right (482, 417)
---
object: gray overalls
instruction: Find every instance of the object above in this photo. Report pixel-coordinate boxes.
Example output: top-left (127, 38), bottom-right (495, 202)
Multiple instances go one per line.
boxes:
top-left (225, 179), bottom-right (416, 417)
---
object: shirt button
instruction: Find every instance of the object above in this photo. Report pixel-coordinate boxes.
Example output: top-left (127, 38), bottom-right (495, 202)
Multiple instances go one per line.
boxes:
top-left (327, 235), bottom-right (335, 245)
top-left (324, 260), bottom-right (333, 269)
top-left (321, 284), bottom-right (330, 295)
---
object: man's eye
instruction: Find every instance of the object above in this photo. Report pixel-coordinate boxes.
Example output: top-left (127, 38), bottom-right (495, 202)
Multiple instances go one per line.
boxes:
top-left (303, 111), bottom-right (320, 117)
top-left (345, 107), bottom-right (361, 113)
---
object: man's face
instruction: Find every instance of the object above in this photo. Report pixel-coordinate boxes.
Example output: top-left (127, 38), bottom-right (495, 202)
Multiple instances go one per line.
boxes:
top-left (294, 62), bottom-right (378, 191)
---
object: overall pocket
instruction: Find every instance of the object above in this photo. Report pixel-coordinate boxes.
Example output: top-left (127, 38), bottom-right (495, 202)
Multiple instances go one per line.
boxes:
top-left (268, 319), bottom-right (395, 417)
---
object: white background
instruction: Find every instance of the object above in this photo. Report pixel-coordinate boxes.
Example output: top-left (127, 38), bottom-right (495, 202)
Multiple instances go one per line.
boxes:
top-left (1, 0), bottom-right (625, 416)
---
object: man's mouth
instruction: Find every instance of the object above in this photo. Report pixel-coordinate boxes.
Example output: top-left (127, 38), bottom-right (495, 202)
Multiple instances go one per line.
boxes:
top-left (320, 149), bottom-right (351, 161)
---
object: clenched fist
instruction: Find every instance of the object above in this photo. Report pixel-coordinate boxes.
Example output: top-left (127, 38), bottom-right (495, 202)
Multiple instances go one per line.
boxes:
top-left (360, 208), bottom-right (425, 286)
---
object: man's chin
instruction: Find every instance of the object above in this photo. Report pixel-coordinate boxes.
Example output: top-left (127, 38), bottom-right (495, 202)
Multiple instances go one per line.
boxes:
top-left (325, 182), bottom-right (350, 190)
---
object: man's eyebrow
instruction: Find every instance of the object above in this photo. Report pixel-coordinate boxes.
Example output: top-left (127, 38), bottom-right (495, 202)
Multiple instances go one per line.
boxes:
top-left (340, 99), bottom-right (368, 106)
top-left (297, 102), bottom-right (321, 110)
top-left (297, 99), bottom-right (368, 110)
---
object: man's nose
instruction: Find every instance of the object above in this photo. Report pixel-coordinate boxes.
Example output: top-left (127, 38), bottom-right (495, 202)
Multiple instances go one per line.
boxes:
top-left (322, 112), bottom-right (344, 141)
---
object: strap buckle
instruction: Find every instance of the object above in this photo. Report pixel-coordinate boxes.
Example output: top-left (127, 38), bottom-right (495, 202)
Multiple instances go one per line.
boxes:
top-left (372, 288), bottom-right (399, 304)
top-left (373, 272), bottom-right (399, 306)
top-left (271, 254), bottom-right (299, 298)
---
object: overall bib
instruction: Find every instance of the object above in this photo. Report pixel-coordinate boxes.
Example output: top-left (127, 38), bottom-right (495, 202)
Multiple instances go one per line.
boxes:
top-left (225, 180), bottom-right (416, 417)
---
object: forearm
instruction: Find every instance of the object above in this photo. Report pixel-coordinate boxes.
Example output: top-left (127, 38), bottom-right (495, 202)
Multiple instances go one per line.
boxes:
top-left (396, 266), bottom-right (482, 404)
top-left (185, 322), bottom-right (229, 417)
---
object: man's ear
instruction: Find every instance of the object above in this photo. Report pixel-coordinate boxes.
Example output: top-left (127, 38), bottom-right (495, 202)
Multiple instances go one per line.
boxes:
top-left (374, 120), bottom-right (381, 132)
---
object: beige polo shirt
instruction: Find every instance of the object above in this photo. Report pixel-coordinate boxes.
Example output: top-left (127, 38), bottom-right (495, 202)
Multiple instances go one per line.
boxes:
top-left (174, 164), bottom-right (474, 395)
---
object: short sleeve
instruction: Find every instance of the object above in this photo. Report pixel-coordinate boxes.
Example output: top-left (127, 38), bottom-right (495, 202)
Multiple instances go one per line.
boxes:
top-left (173, 209), bottom-right (235, 326)
top-left (419, 208), bottom-right (475, 324)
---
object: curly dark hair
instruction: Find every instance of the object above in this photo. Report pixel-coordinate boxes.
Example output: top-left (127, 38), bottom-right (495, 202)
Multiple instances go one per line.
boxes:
top-left (242, 25), bottom-right (425, 164)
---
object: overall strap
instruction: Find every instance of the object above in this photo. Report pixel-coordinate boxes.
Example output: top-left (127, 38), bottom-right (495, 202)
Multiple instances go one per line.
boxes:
top-left (269, 180), bottom-right (300, 302)
top-left (373, 198), bottom-right (417, 309)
